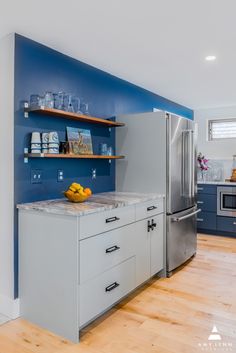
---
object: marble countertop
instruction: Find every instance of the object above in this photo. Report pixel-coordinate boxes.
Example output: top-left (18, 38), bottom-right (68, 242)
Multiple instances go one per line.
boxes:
top-left (197, 181), bottom-right (236, 185)
top-left (17, 192), bottom-right (164, 217)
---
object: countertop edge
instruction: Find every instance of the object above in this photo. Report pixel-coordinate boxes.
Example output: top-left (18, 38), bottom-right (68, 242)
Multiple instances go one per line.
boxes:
top-left (17, 192), bottom-right (165, 217)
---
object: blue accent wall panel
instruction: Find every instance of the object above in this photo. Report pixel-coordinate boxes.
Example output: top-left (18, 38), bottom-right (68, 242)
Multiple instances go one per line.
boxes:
top-left (14, 34), bottom-right (193, 297)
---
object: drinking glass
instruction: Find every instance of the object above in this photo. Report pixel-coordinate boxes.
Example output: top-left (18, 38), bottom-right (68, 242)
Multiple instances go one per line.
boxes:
top-left (81, 102), bottom-right (90, 116)
top-left (63, 94), bottom-right (74, 112)
top-left (38, 96), bottom-right (45, 107)
top-left (107, 146), bottom-right (113, 156)
top-left (30, 94), bottom-right (40, 108)
top-left (44, 92), bottom-right (54, 108)
top-left (99, 143), bottom-right (108, 155)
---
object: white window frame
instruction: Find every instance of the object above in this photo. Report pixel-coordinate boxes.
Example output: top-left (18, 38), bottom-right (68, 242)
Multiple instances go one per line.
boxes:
top-left (208, 118), bottom-right (236, 141)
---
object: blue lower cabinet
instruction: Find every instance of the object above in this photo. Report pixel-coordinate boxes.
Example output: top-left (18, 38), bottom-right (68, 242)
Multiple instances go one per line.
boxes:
top-left (197, 211), bottom-right (217, 230)
top-left (197, 184), bottom-right (217, 195)
top-left (197, 194), bottom-right (217, 212)
top-left (217, 216), bottom-right (236, 233)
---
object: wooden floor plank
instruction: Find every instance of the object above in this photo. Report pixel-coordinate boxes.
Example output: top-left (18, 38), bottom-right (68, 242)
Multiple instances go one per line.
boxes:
top-left (0, 234), bottom-right (235, 353)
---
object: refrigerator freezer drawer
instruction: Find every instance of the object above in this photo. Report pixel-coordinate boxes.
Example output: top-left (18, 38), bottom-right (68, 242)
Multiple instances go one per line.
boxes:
top-left (167, 206), bottom-right (198, 273)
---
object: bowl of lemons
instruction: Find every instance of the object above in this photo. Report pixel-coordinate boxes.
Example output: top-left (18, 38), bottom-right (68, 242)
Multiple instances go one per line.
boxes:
top-left (64, 183), bottom-right (92, 203)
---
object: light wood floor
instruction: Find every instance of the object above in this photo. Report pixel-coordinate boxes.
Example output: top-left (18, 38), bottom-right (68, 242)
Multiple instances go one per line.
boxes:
top-left (1, 234), bottom-right (236, 353)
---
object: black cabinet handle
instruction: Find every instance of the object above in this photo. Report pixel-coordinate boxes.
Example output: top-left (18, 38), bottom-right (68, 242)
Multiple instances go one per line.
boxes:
top-left (105, 282), bottom-right (120, 292)
top-left (148, 220), bottom-right (152, 232)
top-left (147, 206), bottom-right (157, 211)
top-left (105, 216), bottom-right (120, 223)
top-left (151, 219), bottom-right (157, 229)
top-left (105, 245), bottom-right (120, 253)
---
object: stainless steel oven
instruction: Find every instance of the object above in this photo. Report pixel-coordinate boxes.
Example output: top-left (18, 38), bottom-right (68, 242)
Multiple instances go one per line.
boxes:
top-left (217, 186), bottom-right (236, 217)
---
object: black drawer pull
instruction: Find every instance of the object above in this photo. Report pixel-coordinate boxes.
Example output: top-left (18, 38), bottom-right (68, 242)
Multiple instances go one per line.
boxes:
top-left (105, 245), bottom-right (120, 253)
top-left (106, 216), bottom-right (120, 223)
top-left (147, 206), bottom-right (157, 211)
top-left (105, 282), bottom-right (120, 292)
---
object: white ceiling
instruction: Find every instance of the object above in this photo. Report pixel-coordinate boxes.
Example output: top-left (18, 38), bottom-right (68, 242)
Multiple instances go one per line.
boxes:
top-left (1, 0), bottom-right (236, 109)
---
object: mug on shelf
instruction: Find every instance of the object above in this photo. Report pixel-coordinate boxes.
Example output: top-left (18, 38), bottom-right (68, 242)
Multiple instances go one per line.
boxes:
top-left (49, 132), bottom-right (59, 143)
top-left (31, 132), bottom-right (41, 144)
top-left (48, 147), bottom-right (59, 154)
top-left (42, 132), bottom-right (49, 144)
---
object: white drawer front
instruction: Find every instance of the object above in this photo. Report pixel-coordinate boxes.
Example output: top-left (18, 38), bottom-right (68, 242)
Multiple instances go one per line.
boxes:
top-left (79, 206), bottom-right (135, 240)
top-left (135, 199), bottom-right (164, 221)
top-left (79, 256), bottom-right (136, 327)
top-left (80, 223), bottom-right (136, 284)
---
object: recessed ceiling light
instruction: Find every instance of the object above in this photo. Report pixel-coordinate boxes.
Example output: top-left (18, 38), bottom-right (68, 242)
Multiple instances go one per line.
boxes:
top-left (205, 55), bottom-right (216, 61)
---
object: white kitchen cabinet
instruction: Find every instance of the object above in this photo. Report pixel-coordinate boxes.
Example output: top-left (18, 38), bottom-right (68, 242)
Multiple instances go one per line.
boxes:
top-left (19, 195), bottom-right (165, 343)
top-left (135, 213), bottom-right (164, 286)
top-left (80, 223), bottom-right (137, 284)
top-left (150, 214), bottom-right (164, 276)
top-left (80, 256), bottom-right (136, 326)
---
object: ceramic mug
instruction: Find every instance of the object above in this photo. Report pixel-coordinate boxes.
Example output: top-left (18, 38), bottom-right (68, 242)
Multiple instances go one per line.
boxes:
top-left (49, 147), bottom-right (59, 154)
top-left (49, 132), bottom-right (59, 143)
top-left (31, 148), bottom-right (41, 154)
top-left (42, 132), bottom-right (49, 144)
top-left (31, 132), bottom-right (41, 144)
top-left (48, 143), bottom-right (59, 148)
top-left (31, 143), bottom-right (41, 149)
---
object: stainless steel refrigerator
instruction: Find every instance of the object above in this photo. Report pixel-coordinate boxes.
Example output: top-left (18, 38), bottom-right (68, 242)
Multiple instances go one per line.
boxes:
top-left (116, 111), bottom-right (200, 276)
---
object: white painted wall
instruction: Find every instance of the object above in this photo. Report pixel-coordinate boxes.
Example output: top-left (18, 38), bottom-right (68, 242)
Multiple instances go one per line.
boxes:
top-left (195, 106), bottom-right (236, 180)
top-left (0, 34), bottom-right (18, 317)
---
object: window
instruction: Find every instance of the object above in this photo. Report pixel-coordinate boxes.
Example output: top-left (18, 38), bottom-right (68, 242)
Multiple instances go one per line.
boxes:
top-left (208, 118), bottom-right (236, 140)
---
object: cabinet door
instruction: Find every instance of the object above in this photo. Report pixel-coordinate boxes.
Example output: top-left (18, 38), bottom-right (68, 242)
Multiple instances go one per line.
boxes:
top-left (134, 219), bottom-right (150, 286)
top-left (150, 214), bottom-right (164, 276)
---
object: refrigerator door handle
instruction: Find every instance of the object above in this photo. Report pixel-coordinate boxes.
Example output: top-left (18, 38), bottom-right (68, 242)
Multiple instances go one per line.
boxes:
top-left (172, 209), bottom-right (201, 222)
top-left (182, 130), bottom-right (194, 198)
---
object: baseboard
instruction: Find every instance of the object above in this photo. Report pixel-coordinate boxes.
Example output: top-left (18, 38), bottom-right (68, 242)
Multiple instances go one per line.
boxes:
top-left (0, 294), bottom-right (20, 319)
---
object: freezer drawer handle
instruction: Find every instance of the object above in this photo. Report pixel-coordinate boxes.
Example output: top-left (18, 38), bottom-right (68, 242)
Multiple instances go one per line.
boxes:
top-left (172, 209), bottom-right (201, 222)
top-left (105, 216), bottom-right (120, 223)
top-left (197, 187), bottom-right (204, 191)
top-left (147, 206), bottom-right (157, 211)
top-left (105, 282), bottom-right (120, 292)
top-left (105, 245), bottom-right (120, 253)
top-left (197, 201), bottom-right (204, 204)
top-left (197, 218), bottom-right (203, 222)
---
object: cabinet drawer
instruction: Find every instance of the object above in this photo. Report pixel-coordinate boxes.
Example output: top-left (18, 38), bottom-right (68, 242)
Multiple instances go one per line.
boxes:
top-left (79, 256), bottom-right (136, 326)
top-left (135, 199), bottom-right (163, 221)
top-left (217, 216), bottom-right (236, 233)
top-left (197, 194), bottom-right (217, 212)
top-left (197, 184), bottom-right (216, 195)
top-left (197, 211), bottom-right (216, 230)
top-left (80, 223), bottom-right (136, 283)
top-left (79, 206), bottom-right (135, 240)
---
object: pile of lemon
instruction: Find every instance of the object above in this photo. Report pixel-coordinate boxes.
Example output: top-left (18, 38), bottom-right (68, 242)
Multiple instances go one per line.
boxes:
top-left (64, 183), bottom-right (92, 203)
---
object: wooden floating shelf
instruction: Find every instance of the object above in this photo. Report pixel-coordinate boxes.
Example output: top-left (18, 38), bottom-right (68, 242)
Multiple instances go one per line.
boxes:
top-left (24, 153), bottom-right (125, 160)
top-left (24, 106), bottom-right (125, 127)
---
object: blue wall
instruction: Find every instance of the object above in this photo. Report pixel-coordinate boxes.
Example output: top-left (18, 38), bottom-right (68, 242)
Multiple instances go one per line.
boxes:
top-left (14, 34), bottom-right (193, 297)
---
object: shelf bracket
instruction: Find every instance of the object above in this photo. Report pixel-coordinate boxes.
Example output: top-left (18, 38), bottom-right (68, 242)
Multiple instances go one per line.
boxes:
top-left (24, 102), bottom-right (29, 118)
top-left (24, 148), bottom-right (29, 163)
